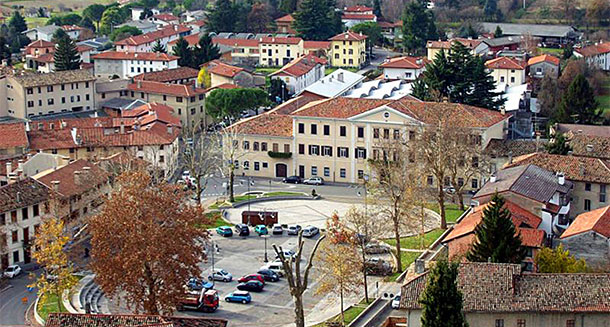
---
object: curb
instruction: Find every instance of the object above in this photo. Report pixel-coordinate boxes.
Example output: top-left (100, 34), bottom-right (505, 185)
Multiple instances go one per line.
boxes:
top-left (33, 293), bottom-right (44, 326)
top-left (217, 195), bottom-right (320, 209)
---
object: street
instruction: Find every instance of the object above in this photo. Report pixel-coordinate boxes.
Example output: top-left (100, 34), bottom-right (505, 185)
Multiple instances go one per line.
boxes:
top-left (0, 272), bottom-right (38, 327)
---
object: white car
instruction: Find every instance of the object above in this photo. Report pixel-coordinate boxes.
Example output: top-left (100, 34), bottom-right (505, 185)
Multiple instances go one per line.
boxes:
top-left (260, 262), bottom-right (285, 277)
top-left (391, 293), bottom-right (401, 309)
top-left (208, 268), bottom-right (232, 282)
top-left (302, 226), bottom-right (319, 238)
top-left (272, 224), bottom-right (283, 235)
top-left (3, 265), bottom-right (21, 278)
top-left (303, 177), bottom-right (324, 185)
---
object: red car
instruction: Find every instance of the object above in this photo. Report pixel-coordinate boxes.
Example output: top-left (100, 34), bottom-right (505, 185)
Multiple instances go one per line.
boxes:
top-left (238, 274), bottom-right (265, 284)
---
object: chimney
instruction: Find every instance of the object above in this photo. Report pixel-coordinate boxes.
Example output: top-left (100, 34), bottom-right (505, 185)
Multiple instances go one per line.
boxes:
top-left (120, 121), bottom-right (125, 134)
top-left (490, 174), bottom-right (497, 183)
top-left (557, 172), bottom-right (565, 185)
top-left (414, 259), bottom-right (425, 274)
top-left (337, 72), bottom-right (344, 83)
top-left (167, 124), bottom-right (173, 134)
top-left (6, 162), bottom-right (12, 177)
top-left (51, 180), bottom-right (60, 192)
top-left (74, 170), bottom-right (82, 185)
top-left (17, 159), bottom-right (24, 172)
top-left (16, 192), bottom-right (21, 203)
top-left (586, 144), bottom-right (593, 152)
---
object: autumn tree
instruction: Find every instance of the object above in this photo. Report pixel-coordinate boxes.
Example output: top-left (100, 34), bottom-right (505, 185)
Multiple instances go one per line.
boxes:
top-left (89, 171), bottom-right (209, 314)
top-left (273, 231), bottom-right (326, 327)
top-left (182, 126), bottom-right (220, 203)
top-left (537, 74), bottom-right (560, 118)
top-left (221, 124), bottom-right (249, 202)
top-left (30, 217), bottom-right (79, 314)
top-left (535, 244), bottom-right (587, 273)
top-left (247, 3), bottom-right (272, 33)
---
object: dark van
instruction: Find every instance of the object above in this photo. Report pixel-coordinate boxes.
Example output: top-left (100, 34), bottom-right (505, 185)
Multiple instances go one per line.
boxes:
top-left (234, 224), bottom-right (250, 236)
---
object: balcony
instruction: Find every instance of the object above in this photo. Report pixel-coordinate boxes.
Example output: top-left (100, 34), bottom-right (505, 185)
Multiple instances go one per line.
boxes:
top-left (267, 151), bottom-right (292, 159)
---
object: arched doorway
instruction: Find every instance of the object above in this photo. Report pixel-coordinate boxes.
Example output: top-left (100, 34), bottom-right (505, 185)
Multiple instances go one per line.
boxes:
top-left (275, 163), bottom-right (287, 178)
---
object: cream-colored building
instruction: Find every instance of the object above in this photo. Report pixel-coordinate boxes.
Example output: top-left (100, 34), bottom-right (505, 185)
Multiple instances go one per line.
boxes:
top-left (1, 70), bottom-right (96, 119)
top-left (227, 95), bottom-right (509, 188)
top-left (329, 31), bottom-right (367, 68)
top-left (485, 57), bottom-right (526, 87)
top-left (259, 37), bottom-right (304, 67)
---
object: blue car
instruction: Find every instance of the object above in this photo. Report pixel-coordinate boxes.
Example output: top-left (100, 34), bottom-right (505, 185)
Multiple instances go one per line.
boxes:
top-left (225, 290), bottom-right (252, 304)
top-left (186, 278), bottom-right (213, 291)
top-left (255, 225), bottom-right (268, 235)
top-left (216, 226), bottom-right (233, 237)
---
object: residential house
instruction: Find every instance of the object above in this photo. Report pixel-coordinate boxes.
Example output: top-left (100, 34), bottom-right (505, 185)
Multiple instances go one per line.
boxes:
top-left (24, 40), bottom-right (93, 73)
top-left (0, 122), bottom-right (29, 156)
top-left (485, 57), bottom-right (526, 87)
top-left (23, 39), bottom-right (54, 70)
top-left (559, 205), bottom-right (610, 270)
top-left (341, 5), bottom-right (377, 28)
top-left (401, 262), bottom-right (610, 327)
top-left (45, 313), bottom-right (228, 327)
top-left (443, 200), bottom-right (545, 271)
top-left (472, 164), bottom-right (572, 236)
top-left (275, 14), bottom-right (296, 34)
top-left (3, 153), bottom-right (67, 184)
top-left (483, 138), bottom-right (546, 173)
top-left (95, 79), bottom-right (130, 106)
top-left (213, 38), bottom-right (260, 65)
top-left (22, 25), bottom-right (60, 42)
top-left (574, 41), bottom-right (610, 71)
top-left (133, 66), bottom-right (199, 84)
top-left (299, 69), bottom-right (365, 98)
top-left (1, 70), bottom-right (96, 119)
top-left (0, 177), bottom-right (49, 269)
top-left (183, 10), bottom-right (206, 22)
top-left (77, 37), bottom-right (110, 53)
top-left (379, 56), bottom-right (428, 81)
top-left (269, 54), bottom-right (326, 95)
top-left (126, 80), bottom-right (208, 128)
top-left (148, 13), bottom-right (180, 27)
top-left (185, 20), bottom-right (206, 34)
top-left (92, 51), bottom-right (179, 79)
top-left (303, 41), bottom-right (331, 59)
top-left (207, 60), bottom-right (264, 88)
top-left (131, 7), bottom-right (160, 21)
top-left (378, 21), bottom-right (402, 41)
top-left (99, 98), bottom-right (147, 116)
top-left (426, 38), bottom-right (488, 61)
top-left (114, 25), bottom-right (191, 53)
top-left (479, 22), bottom-right (580, 45)
top-left (116, 20), bottom-right (158, 34)
top-left (528, 54), bottom-right (560, 79)
top-left (508, 152), bottom-right (610, 216)
top-left (479, 36), bottom-right (522, 56)
top-left (60, 25), bottom-right (86, 40)
top-left (329, 31), bottom-right (367, 68)
top-left (228, 96), bottom-right (508, 185)
top-left (552, 123), bottom-right (610, 159)
top-left (258, 37), bottom-right (304, 67)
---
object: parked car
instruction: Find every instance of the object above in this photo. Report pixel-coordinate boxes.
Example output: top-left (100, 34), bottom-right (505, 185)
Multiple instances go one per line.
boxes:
top-left (260, 262), bottom-right (285, 277)
top-left (234, 224), bottom-right (250, 236)
top-left (257, 269), bottom-right (280, 282)
top-left (208, 268), bottom-right (233, 282)
top-left (186, 278), bottom-right (213, 291)
top-left (303, 177), bottom-right (324, 185)
top-left (254, 225), bottom-right (268, 235)
top-left (287, 224), bottom-right (302, 235)
top-left (391, 293), bottom-right (401, 309)
top-left (182, 170), bottom-right (191, 178)
top-left (275, 250), bottom-right (296, 261)
top-left (282, 176), bottom-right (302, 184)
top-left (237, 274), bottom-right (265, 284)
top-left (272, 224), bottom-right (283, 235)
top-left (237, 280), bottom-right (264, 292)
top-left (216, 226), bottom-right (233, 237)
top-left (225, 290), bottom-right (252, 304)
top-left (302, 226), bottom-right (319, 238)
top-left (443, 186), bottom-right (456, 194)
top-left (3, 265), bottom-right (21, 278)
top-left (365, 243), bottom-right (391, 254)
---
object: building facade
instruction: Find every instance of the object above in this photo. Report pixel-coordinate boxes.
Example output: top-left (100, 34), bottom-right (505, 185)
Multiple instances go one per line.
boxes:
top-left (92, 51), bottom-right (179, 79)
top-left (258, 37), bottom-right (304, 67)
top-left (574, 41), bottom-right (610, 71)
top-left (485, 57), bottom-right (526, 87)
top-left (269, 54), bottom-right (326, 95)
top-left (329, 31), bottom-right (367, 68)
top-left (379, 56), bottom-right (428, 81)
top-left (114, 25), bottom-right (191, 53)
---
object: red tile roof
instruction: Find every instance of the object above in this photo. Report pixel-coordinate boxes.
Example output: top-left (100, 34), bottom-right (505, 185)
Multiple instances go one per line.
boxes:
top-left (26, 39), bottom-right (54, 49)
top-left (212, 37), bottom-right (259, 48)
top-left (303, 40), bottom-right (331, 49)
top-left (379, 56), bottom-right (429, 69)
top-left (342, 13), bottom-right (376, 20)
top-left (28, 129), bottom-right (75, 150)
top-left (133, 66), bottom-right (199, 82)
top-left (0, 177), bottom-right (49, 213)
top-left (0, 122), bottom-right (28, 149)
top-left (275, 14), bottom-right (294, 22)
top-left (270, 54), bottom-right (325, 77)
top-left (519, 228), bottom-right (545, 248)
top-left (75, 124), bottom-right (179, 147)
top-left (427, 38), bottom-right (482, 50)
top-left (92, 51), bottom-right (178, 61)
top-left (152, 13), bottom-right (179, 21)
top-left (122, 102), bottom-right (182, 127)
top-left (261, 36), bottom-right (303, 45)
top-left (205, 83), bottom-right (238, 92)
top-left (576, 42), bottom-right (610, 57)
top-left (128, 80), bottom-right (207, 97)
top-left (485, 56), bottom-right (526, 70)
top-left (115, 25), bottom-right (191, 46)
top-left (329, 31), bottom-right (367, 41)
top-left (561, 206), bottom-right (610, 239)
top-left (344, 5), bottom-right (373, 12)
top-left (527, 54), bottom-right (560, 66)
top-left (207, 61), bottom-right (244, 78)
top-left (45, 313), bottom-right (228, 327)
top-left (36, 159), bottom-right (108, 198)
top-left (508, 153), bottom-right (610, 184)
top-left (168, 34), bottom-right (199, 47)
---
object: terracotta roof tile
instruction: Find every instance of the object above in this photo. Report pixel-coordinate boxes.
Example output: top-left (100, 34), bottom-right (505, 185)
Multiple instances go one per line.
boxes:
top-left (576, 42), bottom-right (610, 57)
top-left (36, 159), bottom-right (108, 198)
top-left (344, 5), bottom-right (373, 12)
top-left (133, 67), bottom-right (199, 83)
top-left (561, 206), bottom-right (610, 239)
top-left (485, 56), bottom-right (526, 70)
top-left (152, 13), bottom-right (179, 21)
top-left (270, 54), bottom-right (325, 77)
top-left (342, 13), bottom-right (376, 20)
top-left (275, 14), bottom-right (294, 22)
top-left (329, 31), bottom-right (367, 41)
top-left (303, 41), bottom-right (330, 49)
top-left (527, 54), bottom-right (560, 66)
top-left (379, 56), bottom-right (429, 69)
top-left (28, 129), bottom-right (75, 150)
top-left (115, 25), bottom-right (191, 46)
top-left (568, 134), bottom-right (610, 159)
top-left (0, 122), bottom-right (28, 149)
top-left (519, 228), bottom-right (545, 247)
top-left (508, 153), bottom-right (610, 184)
top-left (12, 70), bottom-right (95, 88)
top-left (92, 51), bottom-right (178, 61)
top-left (207, 61), bottom-right (244, 78)
top-left (25, 39), bottom-right (54, 49)
top-left (168, 34), bottom-right (200, 47)
top-left (212, 38), bottom-right (259, 48)
top-left (0, 177), bottom-right (49, 213)
top-left (556, 123), bottom-right (610, 138)
top-left (128, 80), bottom-right (207, 97)
top-left (427, 38), bottom-right (482, 50)
top-left (261, 37), bottom-right (302, 45)
top-left (45, 313), bottom-right (228, 327)
top-left (483, 139), bottom-right (547, 157)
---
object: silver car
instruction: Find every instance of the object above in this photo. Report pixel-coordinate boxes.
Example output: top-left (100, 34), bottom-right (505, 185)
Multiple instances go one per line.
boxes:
top-left (302, 226), bottom-right (319, 238)
top-left (208, 268), bottom-right (232, 282)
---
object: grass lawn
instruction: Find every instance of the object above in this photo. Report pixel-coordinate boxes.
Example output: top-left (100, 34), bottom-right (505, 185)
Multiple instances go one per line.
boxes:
top-left (426, 203), bottom-right (465, 223)
top-left (37, 293), bottom-right (66, 321)
top-left (386, 251), bottom-right (421, 282)
top-left (538, 47), bottom-right (563, 55)
top-left (325, 67), bottom-right (359, 75)
top-left (385, 228), bottom-right (445, 250)
top-left (208, 194), bottom-right (258, 209)
top-left (255, 67), bottom-right (280, 74)
top-left (25, 16), bottom-right (49, 28)
top-left (599, 95), bottom-right (610, 115)
top-left (197, 211), bottom-right (229, 229)
top-left (263, 191), bottom-right (305, 197)
top-left (312, 298), bottom-right (371, 327)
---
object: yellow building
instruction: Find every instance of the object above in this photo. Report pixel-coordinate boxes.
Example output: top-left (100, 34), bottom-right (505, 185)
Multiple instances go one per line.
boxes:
top-left (258, 37), bottom-right (304, 67)
top-left (485, 57), bottom-right (526, 88)
top-left (329, 31), bottom-right (367, 68)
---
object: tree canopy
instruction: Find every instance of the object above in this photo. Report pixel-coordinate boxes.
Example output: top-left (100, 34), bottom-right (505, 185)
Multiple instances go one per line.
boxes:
top-left (535, 244), bottom-right (587, 273)
top-left (419, 260), bottom-right (468, 327)
top-left (546, 132), bottom-right (572, 155)
top-left (556, 74), bottom-right (601, 124)
top-left (109, 26), bottom-right (142, 41)
top-left (206, 88), bottom-right (269, 120)
top-left (83, 4), bottom-right (106, 31)
top-left (193, 33), bottom-right (221, 66)
top-left (401, 0), bottom-right (437, 54)
top-left (293, 0), bottom-right (343, 40)
top-left (172, 37), bottom-right (194, 68)
top-left (53, 35), bottom-right (81, 71)
top-left (351, 22), bottom-right (382, 54)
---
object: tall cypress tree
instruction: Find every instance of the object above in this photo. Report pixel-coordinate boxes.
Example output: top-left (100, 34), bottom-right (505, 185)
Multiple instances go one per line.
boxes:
top-left (193, 33), bottom-right (220, 67)
top-left (419, 260), bottom-right (468, 327)
top-left (373, 0), bottom-right (383, 19)
top-left (556, 74), bottom-right (601, 124)
top-left (172, 37), bottom-right (193, 68)
top-left (467, 194), bottom-right (527, 264)
top-left (293, 0), bottom-right (343, 40)
top-left (53, 36), bottom-right (81, 71)
top-left (151, 40), bottom-right (166, 53)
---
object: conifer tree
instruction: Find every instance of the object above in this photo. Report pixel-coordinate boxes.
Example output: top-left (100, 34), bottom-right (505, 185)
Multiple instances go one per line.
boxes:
top-left (373, 0), bottom-right (383, 19)
top-left (193, 33), bottom-right (220, 66)
top-left (467, 194), bottom-right (527, 264)
top-left (53, 35), bottom-right (81, 71)
top-left (151, 40), bottom-right (166, 53)
top-left (293, 0), bottom-right (343, 40)
top-left (419, 260), bottom-right (468, 327)
top-left (556, 74), bottom-right (601, 124)
top-left (279, 0), bottom-right (297, 14)
top-left (206, 0), bottom-right (236, 32)
top-left (494, 25), bottom-right (503, 37)
top-left (172, 37), bottom-right (193, 68)
top-left (401, 1), bottom-right (435, 54)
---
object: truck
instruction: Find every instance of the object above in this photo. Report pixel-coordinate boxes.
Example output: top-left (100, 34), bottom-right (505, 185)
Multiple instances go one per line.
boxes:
top-left (241, 211), bottom-right (278, 226)
top-left (177, 289), bottom-right (219, 312)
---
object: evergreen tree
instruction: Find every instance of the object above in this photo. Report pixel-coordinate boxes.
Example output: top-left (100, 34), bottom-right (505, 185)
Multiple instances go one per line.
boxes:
top-left (206, 0), bottom-right (236, 32)
top-left (193, 34), bottom-right (220, 67)
top-left (52, 29), bottom-right (69, 43)
top-left (401, 1), bottom-right (436, 54)
top-left (53, 35), bottom-right (81, 71)
top-left (494, 25), bottom-right (503, 37)
top-left (484, 0), bottom-right (498, 19)
top-left (0, 36), bottom-right (11, 65)
top-left (352, 22), bottom-right (382, 56)
top-left (279, 0), bottom-right (298, 14)
top-left (83, 4), bottom-right (106, 32)
top-left (172, 37), bottom-right (194, 68)
top-left (546, 132), bottom-right (572, 155)
top-left (151, 40), bottom-right (167, 53)
top-left (556, 74), bottom-right (601, 124)
top-left (419, 260), bottom-right (468, 327)
top-left (467, 194), bottom-right (527, 264)
top-left (373, 0), bottom-right (383, 19)
top-left (9, 12), bottom-right (27, 35)
top-left (293, 0), bottom-right (343, 40)
top-left (233, 2), bottom-right (253, 33)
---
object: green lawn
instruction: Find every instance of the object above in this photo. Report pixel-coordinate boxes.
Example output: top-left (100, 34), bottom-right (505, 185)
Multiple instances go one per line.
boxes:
top-left (599, 95), bottom-right (610, 115)
top-left (208, 194), bottom-right (258, 209)
top-left (538, 47), bottom-right (563, 55)
top-left (25, 16), bottom-right (49, 28)
top-left (197, 211), bottom-right (230, 229)
top-left (385, 228), bottom-right (445, 250)
top-left (426, 203), bottom-right (465, 223)
top-left (312, 298), bottom-right (371, 327)
top-left (387, 251), bottom-right (421, 282)
top-left (325, 67), bottom-right (359, 75)
top-left (255, 67), bottom-right (280, 74)
top-left (37, 293), bottom-right (66, 321)
top-left (263, 191), bottom-right (305, 197)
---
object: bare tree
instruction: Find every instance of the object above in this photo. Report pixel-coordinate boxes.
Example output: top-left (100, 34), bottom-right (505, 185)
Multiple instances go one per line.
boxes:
top-left (273, 231), bottom-right (326, 327)
top-left (220, 124), bottom-right (248, 203)
top-left (182, 124), bottom-right (221, 203)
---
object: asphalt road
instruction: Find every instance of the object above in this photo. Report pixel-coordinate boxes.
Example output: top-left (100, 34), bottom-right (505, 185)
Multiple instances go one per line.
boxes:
top-left (0, 272), bottom-right (38, 327)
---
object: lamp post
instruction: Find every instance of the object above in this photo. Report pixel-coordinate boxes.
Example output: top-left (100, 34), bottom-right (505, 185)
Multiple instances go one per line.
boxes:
top-left (240, 177), bottom-right (255, 212)
top-left (357, 174), bottom-right (370, 302)
top-left (261, 234), bottom-right (270, 262)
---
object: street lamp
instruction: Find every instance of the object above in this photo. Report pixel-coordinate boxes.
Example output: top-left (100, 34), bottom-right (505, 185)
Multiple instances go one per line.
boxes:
top-left (357, 173), bottom-right (370, 302)
top-left (240, 177), bottom-right (255, 212)
top-left (260, 234), bottom-right (270, 262)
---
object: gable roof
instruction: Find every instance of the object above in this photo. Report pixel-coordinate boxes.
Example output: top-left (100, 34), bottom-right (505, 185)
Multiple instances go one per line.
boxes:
top-left (152, 13), bottom-right (179, 21)
top-left (128, 80), bottom-right (206, 97)
top-left (426, 38), bottom-right (482, 50)
top-left (0, 178), bottom-right (49, 213)
top-left (481, 36), bottom-right (521, 47)
top-left (379, 56), bottom-right (429, 69)
top-left (575, 42), bottom-right (610, 57)
top-left (555, 123), bottom-right (610, 138)
top-left (35, 159), bottom-right (108, 198)
top-left (26, 39), bottom-right (54, 49)
top-left (329, 31), bottom-right (367, 41)
top-left (168, 34), bottom-right (200, 47)
top-left (344, 5), bottom-right (373, 12)
top-left (342, 13), bottom-right (376, 20)
top-left (270, 54), bottom-right (325, 78)
top-left (0, 122), bottom-right (28, 149)
top-left (300, 69), bottom-right (365, 98)
top-left (260, 36), bottom-right (302, 45)
top-left (133, 67), bottom-right (199, 83)
top-left (303, 40), bottom-right (331, 49)
top-left (275, 14), bottom-right (294, 23)
top-left (485, 56), bottom-right (525, 70)
top-left (474, 164), bottom-right (572, 203)
top-left (479, 22), bottom-right (576, 38)
top-left (508, 153), bottom-right (610, 184)
top-left (207, 61), bottom-right (245, 78)
top-left (45, 313), bottom-right (228, 327)
top-left (567, 134), bottom-right (610, 160)
top-left (483, 139), bottom-right (546, 157)
top-left (212, 37), bottom-right (259, 48)
top-left (528, 54), bottom-right (560, 66)
top-left (115, 25), bottom-right (191, 46)
top-left (561, 206), bottom-right (610, 239)
top-left (92, 51), bottom-right (178, 61)
top-left (11, 70), bottom-right (95, 88)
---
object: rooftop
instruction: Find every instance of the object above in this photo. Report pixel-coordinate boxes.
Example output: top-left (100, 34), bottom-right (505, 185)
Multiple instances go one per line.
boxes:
top-left (481, 35), bottom-right (522, 47)
top-left (275, 14), bottom-right (294, 22)
top-left (212, 37), bottom-right (260, 48)
top-left (528, 54), bottom-right (560, 66)
top-left (479, 22), bottom-right (577, 38)
top-left (344, 5), bottom-right (373, 12)
top-left (341, 13), bottom-right (376, 20)
top-left (207, 61), bottom-right (245, 78)
top-left (133, 66), bottom-right (199, 83)
top-left (508, 153), bottom-right (610, 184)
top-left (299, 69), bottom-right (365, 98)
top-left (11, 70), bottom-right (95, 88)
top-left (0, 122), bottom-right (28, 149)
top-left (115, 25), bottom-right (191, 46)
top-left (555, 123), bottom-right (610, 138)
top-left (303, 40), bottom-right (331, 49)
top-left (152, 13), bottom-right (179, 21)
top-left (485, 56), bottom-right (526, 70)
top-left (35, 159), bottom-right (109, 198)
top-left (561, 206), bottom-right (610, 239)
top-left (426, 38), bottom-right (482, 50)
top-left (25, 39), bottom-right (54, 49)
top-left (128, 80), bottom-right (207, 97)
top-left (575, 41), bottom-right (610, 57)
top-left (568, 134), bottom-right (610, 160)
top-left (379, 56), bottom-right (429, 69)
top-left (483, 139), bottom-right (547, 157)
top-left (260, 36), bottom-right (303, 45)
top-left (329, 31), bottom-right (367, 41)
top-left (92, 51), bottom-right (179, 61)
top-left (270, 54), bottom-right (325, 78)
top-left (45, 313), bottom-right (228, 327)
top-left (0, 178), bottom-right (49, 213)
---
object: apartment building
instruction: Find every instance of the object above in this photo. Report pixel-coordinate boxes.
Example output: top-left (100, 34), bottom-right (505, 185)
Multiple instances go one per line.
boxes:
top-left (126, 80), bottom-right (208, 128)
top-left (259, 37), bottom-right (304, 67)
top-left (574, 41), bottom-right (610, 71)
top-left (329, 31), bottom-right (367, 68)
top-left (0, 178), bottom-right (49, 269)
top-left (2, 70), bottom-right (96, 119)
top-left (379, 56), bottom-right (429, 81)
top-left (92, 51), bottom-right (179, 79)
top-left (115, 25), bottom-right (192, 53)
top-left (269, 54), bottom-right (326, 95)
top-left (227, 96), bottom-right (509, 186)
top-left (212, 38), bottom-right (260, 65)
top-left (341, 5), bottom-right (377, 28)
top-left (485, 57), bottom-right (526, 87)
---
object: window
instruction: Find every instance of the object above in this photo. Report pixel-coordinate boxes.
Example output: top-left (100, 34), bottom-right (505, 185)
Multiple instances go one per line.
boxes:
top-left (27, 88), bottom-right (33, 94)
top-left (33, 204), bottom-right (39, 217)
top-left (510, 77), bottom-right (515, 83)
top-left (373, 128), bottom-right (379, 138)
top-left (191, 108), bottom-right (195, 115)
top-left (500, 76), bottom-right (505, 83)
top-left (273, 143), bottom-right (279, 152)
top-left (311, 166), bottom-right (318, 175)
top-left (11, 211), bottom-right (17, 223)
top-left (176, 97), bottom-right (183, 102)
top-left (471, 179), bottom-right (478, 189)
top-left (85, 81), bottom-right (89, 88)
top-left (409, 130), bottom-right (415, 140)
top-left (585, 183), bottom-right (591, 191)
top-left (27, 101), bottom-right (34, 108)
top-left (339, 126), bottom-right (346, 137)
top-left (322, 146), bottom-right (333, 156)
top-left (298, 144), bottom-right (305, 154)
top-left (356, 148), bottom-right (367, 159)
top-left (298, 123), bottom-right (305, 133)
top-left (284, 144), bottom-right (290, 153)
top-left (357, 127), bottom-right (364, 138)
top-left (472, 156), bottom-right (479, 168)
top-left (339, 168), bottom-right (346, 178)
top-left (163, 95), bottom-right (167, 101)
top-left (12, 230), bottom-right (18, 243)
top-left (358, 170), bottom-right (364, 179)
top-left (47, 86), bottom-right (53, 92)
top-left (62, 97), bottom-right (65, 103)
top-left (159, 155), bottom-right (164, 163)
top-left (190, 96), bottom-right (195, 102)
top-left (22, 208), bottom-right (28, 220)
top-left (309, 145), bottom-right (320, 155)
top-left (324, 167), bottom-right (330, 177)
top-left (427, 176), bottom-right (433, 186)
top-left (243, 161), bottom-right (250, 170)
top-left (457, 178), bottom-right (464, 187)
top-left (323, 125), bottom-right (330, 136)
top-left (262, 162), bottom-right (268, 168)
top-left (393, 129), bottom-right (400, 140)
top-left (261, 142), bottom-right (268, 151)
top-left (566, 320), bottom-right (575, 327)
top-left (254, 162), bottom-right (260, 171)
top-left (61, 84), bottom-right (65, 91)
top-left (600, 184), bottom-right (607, 203)
top-left (253, 142), bottom-right (259, 151)
top-left (444, 176), bottom-right (451, 186)
top-left (338, 147), bottom-right (349, 158)
top-left (495, 319), bottom-right (504, 327)
top-left (585, 199), bottom-right (591, 211)
top-left (310, 124), bottom-right (317, 135)
top-left (243, 141), bottom-right (250, 150)
top-left (383, 129), bottom-right (390, 139)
